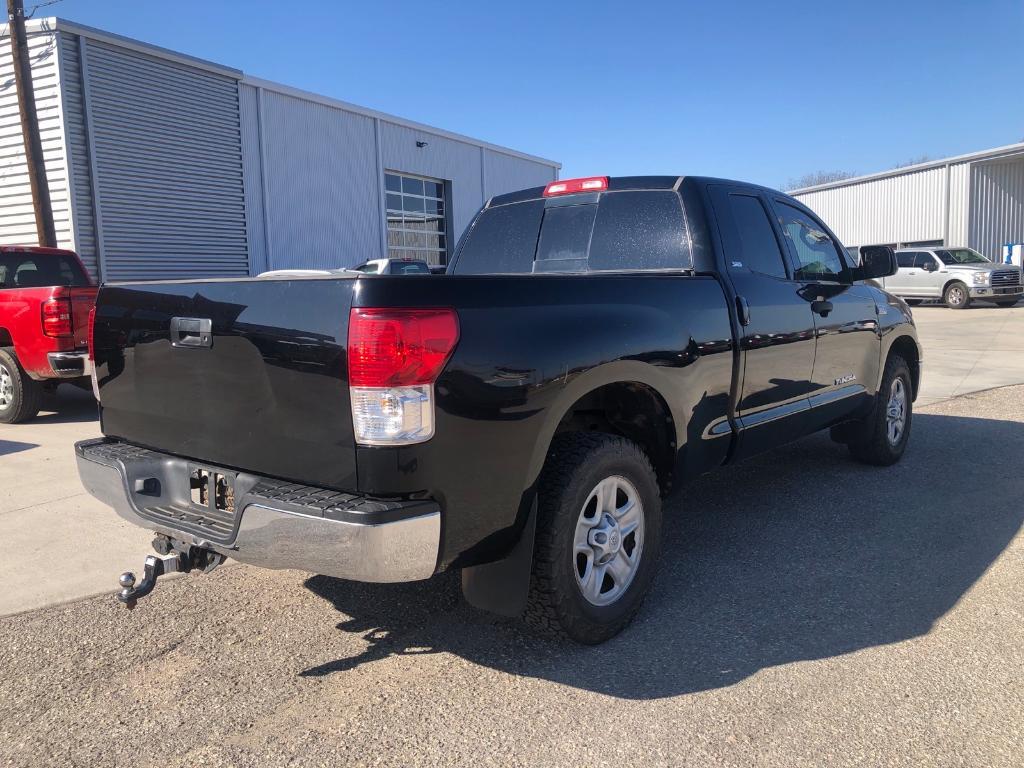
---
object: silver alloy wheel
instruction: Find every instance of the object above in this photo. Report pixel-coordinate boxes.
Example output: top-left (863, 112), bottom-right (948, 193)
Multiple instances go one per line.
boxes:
top-left (573, 475), bottom-right (644, 607)
top-left (947, 285), bottom-right (965, 306)
top-left (0, 362), bottom-right (12, 411)
top-left (886, 377), bottom-right (907, 446)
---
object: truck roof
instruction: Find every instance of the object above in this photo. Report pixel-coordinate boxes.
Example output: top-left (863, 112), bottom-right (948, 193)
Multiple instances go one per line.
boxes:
top-left (487, 175), bottom-right (785, 207)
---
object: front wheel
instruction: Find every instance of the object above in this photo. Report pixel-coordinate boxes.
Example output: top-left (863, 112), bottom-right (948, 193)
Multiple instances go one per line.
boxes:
top-left (848, 354), bottom-right (912, 466)
top-left (525, 433), bottom-right (662, 644)
top-left (944, 281), bottom-right (971, 309)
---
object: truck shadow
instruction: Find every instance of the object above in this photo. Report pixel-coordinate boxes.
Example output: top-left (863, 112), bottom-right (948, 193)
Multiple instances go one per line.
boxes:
top-left (301, 411), bottom-right (1024, 699)
top-left (33, 385), bottom-right (99, 424)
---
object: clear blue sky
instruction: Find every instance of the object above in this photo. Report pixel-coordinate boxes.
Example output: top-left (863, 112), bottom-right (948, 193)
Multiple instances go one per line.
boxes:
top-left (44, 0), bottom-right (1024, 188)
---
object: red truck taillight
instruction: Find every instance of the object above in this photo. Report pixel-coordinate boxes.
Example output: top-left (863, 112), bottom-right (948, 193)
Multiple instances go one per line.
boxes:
top-left (347, 308), bottom-right (459, 446)
top-left (41, 297), bottom-right (74, 338)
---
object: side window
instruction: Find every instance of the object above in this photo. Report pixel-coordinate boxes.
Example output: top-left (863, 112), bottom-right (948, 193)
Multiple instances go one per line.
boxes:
top-left (588, 191), bottom-right (689, 271)
top-left (775, 202), bottom-right (846, 281)
top-left (724, 194), bottom-right (788, 279)
top-left (896, 252), bottom-right (917, 269)
top-left (451, 200), bottom-right (544, 275)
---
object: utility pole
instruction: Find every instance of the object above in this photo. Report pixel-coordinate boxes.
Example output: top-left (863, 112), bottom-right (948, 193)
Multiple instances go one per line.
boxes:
top-left (7, 0), bottom-right (56, 247)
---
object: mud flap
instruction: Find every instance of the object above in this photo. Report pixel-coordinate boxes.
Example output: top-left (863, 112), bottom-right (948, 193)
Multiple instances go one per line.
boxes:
top-left (461, 499), bottom-right (537, 618)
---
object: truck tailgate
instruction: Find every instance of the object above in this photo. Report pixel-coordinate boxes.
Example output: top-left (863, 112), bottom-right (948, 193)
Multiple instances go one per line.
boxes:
top-left (93, 277), bottom-right (359, 489)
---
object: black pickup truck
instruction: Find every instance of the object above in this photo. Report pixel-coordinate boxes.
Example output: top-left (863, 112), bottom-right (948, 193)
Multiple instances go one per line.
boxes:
top-left (77, 175), bottom-right (920, 644)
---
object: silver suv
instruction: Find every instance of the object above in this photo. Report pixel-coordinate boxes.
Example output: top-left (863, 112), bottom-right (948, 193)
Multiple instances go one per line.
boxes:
top-left (882, 247), bottom-right (1023, 309)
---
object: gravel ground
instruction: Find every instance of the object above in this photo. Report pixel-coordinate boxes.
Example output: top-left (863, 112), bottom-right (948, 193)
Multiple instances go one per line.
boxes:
top-left (1, 386), bottom-right (1022, 767)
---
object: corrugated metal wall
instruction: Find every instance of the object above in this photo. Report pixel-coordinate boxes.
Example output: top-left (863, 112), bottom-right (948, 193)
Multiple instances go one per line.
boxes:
top-left (969, 157), bottom-right (1024, 260)
top-left (257, 89), bottom-right (380, 270)
top-left (483, 149), bottom-right (557, 200)
top-left (245, 83), bottom-right (558, 272)
top-left (948, 162), bottom-right (970, 246)
top-left (0, 24), bottom-right (76, 259)
top-left (794, 166), bottom-right (947, 247)
top-left (238, 82), bottom-right (267, 275)
top-left (76, 38), bottom-right (248, 280)
top-left (2, 20), bottom-right (558, 280)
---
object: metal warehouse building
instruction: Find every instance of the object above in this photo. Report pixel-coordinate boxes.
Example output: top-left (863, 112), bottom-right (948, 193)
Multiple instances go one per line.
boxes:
top-left (792, 142), bottom-right (1024, 261)
top-left (0, 17), bottom-right (559, 281)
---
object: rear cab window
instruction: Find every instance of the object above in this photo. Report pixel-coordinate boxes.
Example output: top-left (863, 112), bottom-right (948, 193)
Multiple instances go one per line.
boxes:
top-left (0, 252), bottom-right (90, 289)
top-left (451, 190), bottom-right (689, 274)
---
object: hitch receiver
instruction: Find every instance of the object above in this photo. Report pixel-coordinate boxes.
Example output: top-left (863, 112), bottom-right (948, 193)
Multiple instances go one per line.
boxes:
top-left (117, 552), bottom-right (192, 609)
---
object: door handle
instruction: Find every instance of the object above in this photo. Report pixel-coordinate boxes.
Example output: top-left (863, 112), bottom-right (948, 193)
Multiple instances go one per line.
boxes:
top-left (735, 295), bottom-right (751, 326)
top-left (811, 300), bottom-right (833, 318)
top-left (170, 317), bottom-right (213, 348)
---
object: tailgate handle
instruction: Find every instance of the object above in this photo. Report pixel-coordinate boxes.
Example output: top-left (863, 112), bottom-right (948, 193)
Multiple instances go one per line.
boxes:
top-left (170, 317), bottom-right (213, 348)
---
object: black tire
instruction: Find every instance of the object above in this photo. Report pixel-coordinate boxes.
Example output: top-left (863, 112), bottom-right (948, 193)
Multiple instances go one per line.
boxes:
top-left (525, 432), bottom-right (662, 644)
top-left (943, 281), bottom-right (971, 309)
top-left (0, 348), bottom-right (42, 424)
top-left (995, 299), bottom-right (1018, 308)
top-left (847, 354), bottom-right (912, 466)
top-left (904, 299), bottom-right (924, 306)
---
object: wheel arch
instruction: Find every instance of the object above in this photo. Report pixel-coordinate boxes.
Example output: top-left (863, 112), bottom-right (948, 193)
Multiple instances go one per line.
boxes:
top-left (885, 334), bottom-right (921, 401)
top-left (527, 362), bottom-right (682, 497)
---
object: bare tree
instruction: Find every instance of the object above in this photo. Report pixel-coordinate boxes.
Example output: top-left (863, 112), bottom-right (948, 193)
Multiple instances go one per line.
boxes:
top-left (785, 170), bottom-right (856, 191)
top-left (893, 154), bottom-right (935, 168)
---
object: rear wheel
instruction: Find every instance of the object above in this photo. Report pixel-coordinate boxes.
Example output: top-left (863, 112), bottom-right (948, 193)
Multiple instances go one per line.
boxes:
top-left (943, 281), bottom-right (970, 309)
top-left (0, 349), bottom-right (41, 424)
top-left (525, 433), bottom-right (662, 644)
top-left (847, 354), bottom-right (912, 466)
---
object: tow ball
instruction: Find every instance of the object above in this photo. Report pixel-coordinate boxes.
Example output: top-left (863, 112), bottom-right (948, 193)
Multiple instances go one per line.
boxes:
top-left (117, 538), bottom-right (224, 609)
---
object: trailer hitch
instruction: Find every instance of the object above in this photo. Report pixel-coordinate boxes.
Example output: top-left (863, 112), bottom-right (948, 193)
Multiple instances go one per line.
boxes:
top-left (117, 539), bottom-right (225, 609)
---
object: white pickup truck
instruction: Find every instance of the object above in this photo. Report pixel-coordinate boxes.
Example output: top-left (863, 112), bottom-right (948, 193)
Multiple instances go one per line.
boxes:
top-left (882, 247), bottom-right (1023, 309)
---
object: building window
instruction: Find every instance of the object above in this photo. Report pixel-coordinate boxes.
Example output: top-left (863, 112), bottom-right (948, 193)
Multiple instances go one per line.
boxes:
top-left (385, 172), bottom-right (449, 265)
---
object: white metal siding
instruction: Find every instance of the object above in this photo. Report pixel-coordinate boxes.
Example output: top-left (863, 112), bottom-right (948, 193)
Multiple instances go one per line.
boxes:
top-left (80, 39), bottom-right (248, 280)
top-left (380, 121), bottom-right (484, 245)
top-left (0, 25), bottom-right (75, 256)
top-left (58, 32), bottom-right (97, 277)
top-left (969, 157), bottom-right (1024, 260)
top-left (947, 162), bottom-right (970, 246)
top-left (795, 167), bottom-right (946, 247)
top-left (238, 82), bottom-right (267, 275)
top-left (259, 89), bottom-right (380, 270)
top-left (483, 149), bottom-right (557, 200)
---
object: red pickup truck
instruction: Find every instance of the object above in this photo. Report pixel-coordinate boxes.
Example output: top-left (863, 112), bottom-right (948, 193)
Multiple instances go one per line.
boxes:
top-left (0, 246), bottom-right (96, 423)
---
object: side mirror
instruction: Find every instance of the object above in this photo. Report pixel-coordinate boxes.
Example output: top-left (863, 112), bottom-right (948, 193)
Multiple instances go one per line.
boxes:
top-left (921, 260), bottom-right (937, 272)
top-left (855, 245), bottom-right (897, 280)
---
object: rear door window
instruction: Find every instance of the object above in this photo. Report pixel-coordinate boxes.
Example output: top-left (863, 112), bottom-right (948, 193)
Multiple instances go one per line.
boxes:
top-left (588, 191), bottom-right (688, 271)
top-left (896, 252), bottom-right (917, 268)
top-left (451, 200), bottom-right (543, 274)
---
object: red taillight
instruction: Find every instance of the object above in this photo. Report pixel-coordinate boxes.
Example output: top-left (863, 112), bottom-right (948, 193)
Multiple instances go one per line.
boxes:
top-left (87, 307), bottom-right (97, 360)
top-left (41, 297), bottom-right (73, 338)
top-left (543, 176), bottom-right (608, 197)
top-left (348, 308), bottom-right (459, 388)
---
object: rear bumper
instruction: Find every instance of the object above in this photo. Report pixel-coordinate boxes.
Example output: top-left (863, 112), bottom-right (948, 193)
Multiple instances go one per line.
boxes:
top-left (75, 439), bottom-right (440, 582)
top-left (47, 351), bottom-right (92, 379)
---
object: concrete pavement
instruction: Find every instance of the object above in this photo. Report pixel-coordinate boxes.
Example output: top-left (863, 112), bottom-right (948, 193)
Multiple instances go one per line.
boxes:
top-left (0, 387), bottom-right (152, 615)
top-left (0, 304), bottom-right (1021, 616)
top-left (913, 303), bottom-right (1024, 405)
top-left (1, 384), bottom-right (1021, 767)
